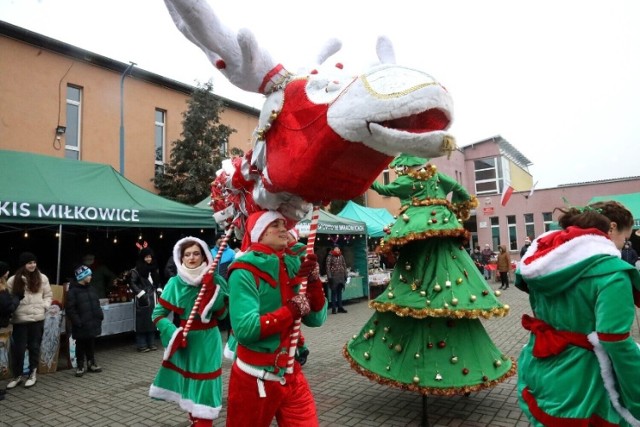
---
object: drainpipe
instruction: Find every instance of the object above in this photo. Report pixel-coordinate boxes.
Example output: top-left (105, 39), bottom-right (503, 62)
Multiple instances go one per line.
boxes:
top-left (119, 61), bottom-right (136, 175)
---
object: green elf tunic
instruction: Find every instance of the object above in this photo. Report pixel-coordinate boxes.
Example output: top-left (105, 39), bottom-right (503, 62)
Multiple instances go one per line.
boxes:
top-left (516, 226), bottom-right (640, 426)
top-left (149, 238), bottom-right (228, 421)
top-left (345, 155), bottom-right (515, 396)
top-left (228, 244), bottom-right (326, 376)
top-left (222, 240), bottom-right (312, 362)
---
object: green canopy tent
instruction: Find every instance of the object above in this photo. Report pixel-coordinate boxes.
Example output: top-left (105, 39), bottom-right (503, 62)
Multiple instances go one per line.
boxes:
top-left (588, 193), bottom-right (640, 228)
top-left (296, 209), bottom-right (369, 300)
top-left (337, 200), bottom-right (394, 238)
top-left (0, 150), bottom-right (217, 283)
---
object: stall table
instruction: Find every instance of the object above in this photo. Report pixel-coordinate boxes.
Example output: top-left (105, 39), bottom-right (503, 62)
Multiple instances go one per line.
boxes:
top-left (343, 275), bottom-right (365, 301)
top-left (99, 302), bottom-right (135, 336)
top-left (368, 271), bottom-right (391, 300)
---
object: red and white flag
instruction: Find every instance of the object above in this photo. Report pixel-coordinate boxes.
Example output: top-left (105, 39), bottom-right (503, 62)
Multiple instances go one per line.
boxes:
top-left (527, 181), bottom-right (538, 199)
top-left (501, 185), bottom-right (514, 206)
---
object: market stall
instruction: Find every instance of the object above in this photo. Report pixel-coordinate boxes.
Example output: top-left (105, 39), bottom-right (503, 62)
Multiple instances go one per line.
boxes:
top-left (296, 209), bottom-right (369, 300)
top-left (337, 201), bottom-right (396, 298)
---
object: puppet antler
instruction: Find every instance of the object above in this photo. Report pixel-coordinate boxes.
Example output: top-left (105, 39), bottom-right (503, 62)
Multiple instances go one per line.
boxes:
top-left (165, 0), bottom-right (279, 94)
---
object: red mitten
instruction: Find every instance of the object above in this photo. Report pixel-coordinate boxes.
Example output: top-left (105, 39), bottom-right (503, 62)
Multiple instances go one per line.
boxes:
top-left (306, 280), bottom-right (326, 312)
top-left (163, 327), bottom-right (187, 361)
top-left (287, 294), bottom-right (310, 319)
top-left (296, 254), bottom-right (318, 279)
top-left (197, 273), bottom-right (218, 322)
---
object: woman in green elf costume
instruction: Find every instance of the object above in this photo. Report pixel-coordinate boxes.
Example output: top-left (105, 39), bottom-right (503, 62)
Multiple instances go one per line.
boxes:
top-left (344, 153), bottom-right (515, 396)
top-left (516, 201), bottom-right (640, 426)
top-left (149, 237), bottom-right (228, 427)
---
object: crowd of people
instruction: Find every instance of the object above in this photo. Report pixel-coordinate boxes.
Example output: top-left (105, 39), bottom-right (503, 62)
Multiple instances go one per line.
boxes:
top-left (2, 200), bottom-right (640, 425)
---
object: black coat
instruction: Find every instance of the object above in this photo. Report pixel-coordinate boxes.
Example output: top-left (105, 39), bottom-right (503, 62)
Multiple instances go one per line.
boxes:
top-left (66, 282), bottom-right (104, 339)
top-left (129, 267), bottom-right (160, 333)
top-left (0, 289), bottom-right (20, 328)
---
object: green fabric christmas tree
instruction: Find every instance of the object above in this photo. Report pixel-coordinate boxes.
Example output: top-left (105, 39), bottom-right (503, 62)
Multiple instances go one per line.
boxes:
top-left (344, 155), bottom-right (516, 395)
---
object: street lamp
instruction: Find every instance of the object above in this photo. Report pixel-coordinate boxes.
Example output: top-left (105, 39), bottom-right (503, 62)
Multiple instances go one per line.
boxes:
top-left (119, 61), bottom-right (136, 175)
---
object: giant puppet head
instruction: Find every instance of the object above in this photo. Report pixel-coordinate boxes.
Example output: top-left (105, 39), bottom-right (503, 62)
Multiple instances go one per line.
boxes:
top-left (165, 0), bottom-right (455, 225)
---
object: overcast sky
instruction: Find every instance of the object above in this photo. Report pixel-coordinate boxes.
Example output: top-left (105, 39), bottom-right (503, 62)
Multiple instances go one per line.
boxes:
top-left (2, 0), bottom-right (639, 190)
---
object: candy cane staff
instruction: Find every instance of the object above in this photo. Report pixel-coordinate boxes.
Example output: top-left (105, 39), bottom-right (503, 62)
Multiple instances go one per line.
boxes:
top-left (226, 210), bottom-right (327, 427)
top-left (148, 236), bottom-right (229, 427)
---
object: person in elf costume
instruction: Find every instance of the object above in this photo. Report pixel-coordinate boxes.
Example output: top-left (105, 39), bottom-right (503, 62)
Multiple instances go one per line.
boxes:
top-left (226, 210), bottom-right (327, 427)
top-left (149, 237), bottom-right (228, 427)
top-left (223, 227), bottom-right (312, 366)
top-left (516, 201), bottom-right (640, 426)
top-left (344, 153), bottom-right (515, 395)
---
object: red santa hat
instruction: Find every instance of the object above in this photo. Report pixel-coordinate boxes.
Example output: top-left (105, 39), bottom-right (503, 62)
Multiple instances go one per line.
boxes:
top-left (288, 227), bottom-right (299, 242)
top-left (241, 210), bottom-right (286, 251)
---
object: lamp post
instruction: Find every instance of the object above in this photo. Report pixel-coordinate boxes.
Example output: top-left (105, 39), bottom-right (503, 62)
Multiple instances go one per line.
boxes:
top-left (119, 61), bottom-right (136, 175)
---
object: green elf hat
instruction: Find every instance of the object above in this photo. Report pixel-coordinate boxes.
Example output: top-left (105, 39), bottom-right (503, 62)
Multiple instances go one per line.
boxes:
top-left (389, 153), bottom-right (429, 168)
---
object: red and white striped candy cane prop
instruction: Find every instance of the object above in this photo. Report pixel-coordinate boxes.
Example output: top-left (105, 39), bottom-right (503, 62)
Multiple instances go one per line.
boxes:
top-left (182, 225), bottom-right (235, 340)
top-left (286, 206), bottom-right (320, 373)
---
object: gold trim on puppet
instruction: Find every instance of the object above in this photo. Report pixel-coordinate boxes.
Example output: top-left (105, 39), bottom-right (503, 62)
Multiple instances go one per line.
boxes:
top-left (369, 301), bottom-right (510, 319)
top-left (343, 345), bottom-right (517, 397)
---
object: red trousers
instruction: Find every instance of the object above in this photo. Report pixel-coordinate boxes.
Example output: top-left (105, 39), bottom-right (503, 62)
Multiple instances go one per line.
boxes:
top-left (226, 362), bottom-right (318, 427)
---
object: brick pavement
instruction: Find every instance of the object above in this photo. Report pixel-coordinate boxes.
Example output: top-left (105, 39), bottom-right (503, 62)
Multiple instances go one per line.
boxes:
top-left (2, 284), bottom-right (639, 426)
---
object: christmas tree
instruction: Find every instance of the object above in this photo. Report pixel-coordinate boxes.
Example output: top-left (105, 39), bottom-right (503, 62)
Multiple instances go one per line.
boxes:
top-left (344, 154), bottom-right (516, 395)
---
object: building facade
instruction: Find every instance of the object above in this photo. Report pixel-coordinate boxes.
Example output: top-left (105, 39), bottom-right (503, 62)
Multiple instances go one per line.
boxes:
top-left (0, 20), bottom-right (259, 194)
top-left (367, 136), bottom-right (640, 258)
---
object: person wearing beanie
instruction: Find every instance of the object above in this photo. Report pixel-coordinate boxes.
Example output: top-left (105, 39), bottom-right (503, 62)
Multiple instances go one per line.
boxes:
top-left (226, 210), bottom-right (327, 427)
top-left (129, 244), bottom-right (162, 352)
top-left (65, 265), bottom-right (104, 377)
top-left (0, 261), bottom-right (19, 399)
top-left (6, 252), bottom-right (52, 389)
top-left (149, 236), bottom-right (228, 427)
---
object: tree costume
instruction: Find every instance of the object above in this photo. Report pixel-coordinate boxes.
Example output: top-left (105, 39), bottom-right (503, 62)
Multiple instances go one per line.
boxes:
top-left (344, 154), bottom-right (515, 395)
top-left (149, 237), bottom-right (228, 423)
top-left (516, 226), bottom-right (640, 426)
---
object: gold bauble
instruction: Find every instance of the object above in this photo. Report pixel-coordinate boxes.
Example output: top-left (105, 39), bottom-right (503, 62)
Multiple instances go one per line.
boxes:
top-left (434, 284), bottom-right (442, 292)
top-left (470, 295), bottom-right (477, 302)
top-left (450, 356), bottom-right (459, 364)
top-left (413, 376), bottom-right (420, 384)
top-left (394, 344), bottom-right (403, 353)
top-left (494, 359), bottom-right (502, 367)
top-left (419, 290), bottom-right (426, 297)
top-left (363, 351), bottom-right (370, 360)
top-left (387, 292), bottom-right (395, 299)
top-left (451, 297), bottom-right (459, 306)
top-left (495, 290), bottom-right (502, 296)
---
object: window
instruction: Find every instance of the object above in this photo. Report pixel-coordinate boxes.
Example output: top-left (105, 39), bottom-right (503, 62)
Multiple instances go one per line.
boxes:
top-left (65, 86), bottom-right (82, 160)
top-left (490, 217), bottom-right (500, 249)
top-left (382, 169), bottom-right (390, 185)
top-left (524, 213), bottom-right (535, 240)
top-left (474, 158), bottom-right (505, 195)
top-left (154, 109), bottom-right (166, 175)
top-left (543, 212), bottom-right (553, 232)
top-left (507, 215), bottom-right (517, 251)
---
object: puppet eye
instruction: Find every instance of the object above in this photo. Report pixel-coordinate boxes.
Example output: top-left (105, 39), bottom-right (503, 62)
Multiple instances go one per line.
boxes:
top-left (335, 63), bottom-right (344, 69)
top-left (310, 69), bottom-right (318, 75)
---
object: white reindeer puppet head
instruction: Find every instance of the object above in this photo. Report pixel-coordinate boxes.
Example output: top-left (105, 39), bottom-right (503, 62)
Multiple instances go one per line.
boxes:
top-left (165, 0), bottom-right (455, 220)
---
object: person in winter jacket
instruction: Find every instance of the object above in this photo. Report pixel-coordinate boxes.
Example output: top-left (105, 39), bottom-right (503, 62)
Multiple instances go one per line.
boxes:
top-left (226, 210), bottom-right (327, 427)
top-left (65, 265), bottom-right (104, 377)
top-left (516, 200), bottom-right (640, 426)
top-left (149, 236), bottom-right (228, 427)
top-left (496, 245), bottom-right (511, 290)
top-left (326, 247), bottom-right (348, 314)
top-left (0, 261), bottom-right (20, 329)
top-left (129, 245), bottom-right (162, 352)
top-left (0, 261), bottom-right (19, 400)
top-left (6, 252), bottom-right (52, 389)
top-left (621, 240), bottom-right (638, 267)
